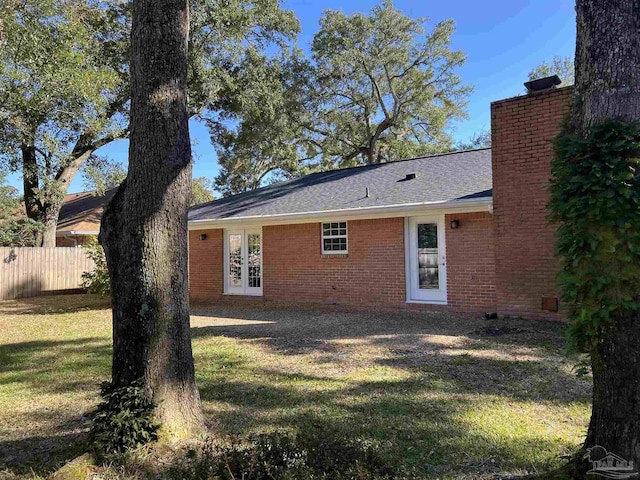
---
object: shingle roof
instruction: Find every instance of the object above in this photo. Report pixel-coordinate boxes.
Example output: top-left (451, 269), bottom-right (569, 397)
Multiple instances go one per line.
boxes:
top-left (189, 149), bottom-right (492, 223)
top-left (57, 188), bottom-right (116, 232)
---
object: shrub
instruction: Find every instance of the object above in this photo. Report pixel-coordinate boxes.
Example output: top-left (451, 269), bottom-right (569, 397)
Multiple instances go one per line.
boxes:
top-left (81, 237), bottom-right (110, 296)
top-left (89, 379), bottom-right (159, 461)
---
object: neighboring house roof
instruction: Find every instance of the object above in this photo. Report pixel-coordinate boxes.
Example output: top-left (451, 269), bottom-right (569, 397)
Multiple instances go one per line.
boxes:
top-left (189, 148), bottom-right (492, 225)
top-left (56, 188), bottom-right (117, 234)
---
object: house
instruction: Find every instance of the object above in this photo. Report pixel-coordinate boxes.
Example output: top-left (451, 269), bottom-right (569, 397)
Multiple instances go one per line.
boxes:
top-left (56, 188), bottom-right (116, 247)
top-left (188, 77), bottom-right (572, 320)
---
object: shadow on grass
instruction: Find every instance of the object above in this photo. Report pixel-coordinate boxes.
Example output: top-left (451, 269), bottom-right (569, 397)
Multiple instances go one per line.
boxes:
top-left (0, 429), bottom-right (88, 475)
top-left (0, 337), bottom-right (110, 474)
top-left (0, 293), bottom-right (111, 316)
top-left (189, 305), bottom-right (589, 477)
top-left (190, 305), bottom-right (569, 356)
top-left (197, 372), bottom-right (583, 477)
top-left (0, 337), bottom-right (111, 392)
top-left (0, 302), bottom-right (588, 478)
top-left (191, 306), bottom-right (590, 404)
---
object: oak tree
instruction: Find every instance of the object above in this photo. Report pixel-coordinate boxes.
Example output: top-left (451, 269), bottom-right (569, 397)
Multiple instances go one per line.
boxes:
top-left (572, 0), bottom-right (640, 467)
top-left (549, 0), bottom-right (640, 474)
top-left (0, 0), bottom-right (128, 246)
top-left (214, 0), bottom-right (470, 195)
top-left (0, 171), bottom-right (41, 246)
top-left (99, 0), bottom-right (203, 437)
top-left (191, 176), bottom-right (215, 205)
top-left (1, 0), bottom-right (298, 245)
top-left (310, 0), bottom-right (469, 167)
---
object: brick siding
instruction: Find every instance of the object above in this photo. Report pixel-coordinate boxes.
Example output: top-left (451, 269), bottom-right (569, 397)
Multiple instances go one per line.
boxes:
top-left (188, 228), bottom-right (224, 303)
top-left (263, 218), bottom-right (406, 305)
top-left (189, 216), bottom-right (497, 312)
top-left (491, 87), bottom-right (572, 320)
top-left (445, 212), bottom-right (496, 313)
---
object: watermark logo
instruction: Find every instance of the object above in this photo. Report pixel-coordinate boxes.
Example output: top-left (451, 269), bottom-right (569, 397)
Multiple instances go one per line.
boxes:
top-left (585, 446), bottom-right (638, 479)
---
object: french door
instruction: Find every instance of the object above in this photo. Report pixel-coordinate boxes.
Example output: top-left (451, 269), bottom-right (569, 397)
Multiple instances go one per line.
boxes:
top-left (224, 229), bottom-right (262, 296)
top-left (407, 216), bottom-right (447, 303)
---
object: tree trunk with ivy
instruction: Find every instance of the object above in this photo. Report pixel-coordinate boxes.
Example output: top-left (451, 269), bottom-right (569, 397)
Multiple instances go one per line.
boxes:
top-left (573, 0), bottom-right (640, 472)
top-left (99, 0), bottom-right (204, 439)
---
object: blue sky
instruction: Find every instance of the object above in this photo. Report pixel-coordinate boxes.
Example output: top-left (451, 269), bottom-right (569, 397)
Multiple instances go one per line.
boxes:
top-left (6, 0), bottom-right (576, 194)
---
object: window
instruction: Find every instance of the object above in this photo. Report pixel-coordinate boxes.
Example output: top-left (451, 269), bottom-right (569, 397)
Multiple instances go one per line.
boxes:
top-left (321, 222), bottom-right (348, 254)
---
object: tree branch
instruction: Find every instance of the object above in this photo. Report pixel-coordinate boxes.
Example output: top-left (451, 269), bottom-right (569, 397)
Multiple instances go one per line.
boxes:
top-left (361, 59), bottom-right (390, 120)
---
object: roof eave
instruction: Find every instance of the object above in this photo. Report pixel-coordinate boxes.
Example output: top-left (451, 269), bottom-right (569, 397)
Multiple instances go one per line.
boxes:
top-left (188, 196), bottom-right (493, 230)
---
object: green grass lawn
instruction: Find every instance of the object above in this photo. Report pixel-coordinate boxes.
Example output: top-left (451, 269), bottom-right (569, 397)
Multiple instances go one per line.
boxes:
top-left (0, 295), bottom-right (591, 479)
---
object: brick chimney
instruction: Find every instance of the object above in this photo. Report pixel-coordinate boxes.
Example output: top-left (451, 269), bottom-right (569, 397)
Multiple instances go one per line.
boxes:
top-left (490, 78), bottom-right (572, 320)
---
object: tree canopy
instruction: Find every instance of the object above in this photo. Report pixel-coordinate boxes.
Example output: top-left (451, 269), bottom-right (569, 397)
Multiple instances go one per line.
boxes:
top-left (210, 49), bottom-right (312, 196)
top-left (454, 129), bottom-right (491, 151)
top-left (213, 0), bottom-right (470, 196)
top-left (0, 172), bottom-right (41, 246)
top-left (529, 55), bottom-right (574, 86)
top-left (0, 0), bottom-right (298, 244)
top-left (309, 1), bottom-right (469, 166)
top-left (82, 156), bottom-right (127, 195)
top-left (0, 0), bottom-right (128, 244)
top-left (191, 177), bottom-right (216, 205)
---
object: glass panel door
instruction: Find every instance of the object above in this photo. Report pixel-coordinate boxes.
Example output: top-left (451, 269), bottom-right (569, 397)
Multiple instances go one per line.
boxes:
top-left (226, 232), bottom-right (244, 294)
top-left (225, 229), bottom-right (262, 295)
top-left (408, 217), bottom-right (446, 303)
top-left (246, 231), bottom-right (262, 294)
top-left (417, 223), bottom-right (439, 289)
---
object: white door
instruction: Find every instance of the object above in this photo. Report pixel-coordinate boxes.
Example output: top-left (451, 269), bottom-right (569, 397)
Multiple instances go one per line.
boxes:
top-left (224, 229), bottom-right (262, 296)
top-left (407, 216), bottom-right (447, 303)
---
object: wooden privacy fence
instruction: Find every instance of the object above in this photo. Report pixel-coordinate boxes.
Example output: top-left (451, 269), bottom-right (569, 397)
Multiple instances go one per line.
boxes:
top-left (0, 247), bottom-right (95, 300)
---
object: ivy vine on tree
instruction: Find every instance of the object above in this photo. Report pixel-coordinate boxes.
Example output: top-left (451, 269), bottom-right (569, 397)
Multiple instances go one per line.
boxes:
top-left (549, 120), bottom-right (640, 352)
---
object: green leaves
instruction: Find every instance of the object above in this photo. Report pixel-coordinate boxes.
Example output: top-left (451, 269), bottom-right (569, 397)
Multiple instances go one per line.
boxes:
top-left (549, 120), bottom-right (640, 352)
top-left (191, 176), bottom-right (215, 206)
top-left (81, 155), bottom-right (127, 195)
top-left (81, 237), bottom-right (110, 296)
top-left (214, 1), bottom-right (471, 196)
top-left (209, 48), bottom-right (312, 196)
top-left (0, 171), bottom-right (42, 246)
top-left (309, 1), bottom-right (469, 166)
top-left (1, 0), bottom-right (127, 159)
top-left (528, 55), bottom-right (575, 87)
top-left (89, 379), bottom-right (159, 461)
top-left (2, 0), bottom-right (298, 228)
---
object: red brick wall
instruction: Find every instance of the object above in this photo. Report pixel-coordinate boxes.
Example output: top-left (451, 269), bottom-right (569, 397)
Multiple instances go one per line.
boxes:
top-left (188, 215), bottom-right (497, 311)
top-left (491, 87), bottom-right (572, 320)
top-left (263, 218), bottom-right (406, 305)
top-left (188, 228), bottom-right (223, 303)
top-left (445, 212), bottom-right (496, 313)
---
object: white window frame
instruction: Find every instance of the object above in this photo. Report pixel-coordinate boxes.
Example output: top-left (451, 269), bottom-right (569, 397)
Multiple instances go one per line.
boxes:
top-left (321, 221), bottom-right (348, 254)
top-left (405, 215), bottom-right (447, 304)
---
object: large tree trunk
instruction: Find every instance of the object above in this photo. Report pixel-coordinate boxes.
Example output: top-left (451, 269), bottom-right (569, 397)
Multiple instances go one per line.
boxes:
top-left (21, 140), bottom-right (93, 247)
top-left (21, 143), bottom-right (41, 222)
top-left (40, 202), bottom-right (63, 248)
top-left (21, 143), bottom-right (46, 246)
top-left (574, 0), bottom-right (640, 471)
top-left (99, 0), bottom-right (204, 438)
